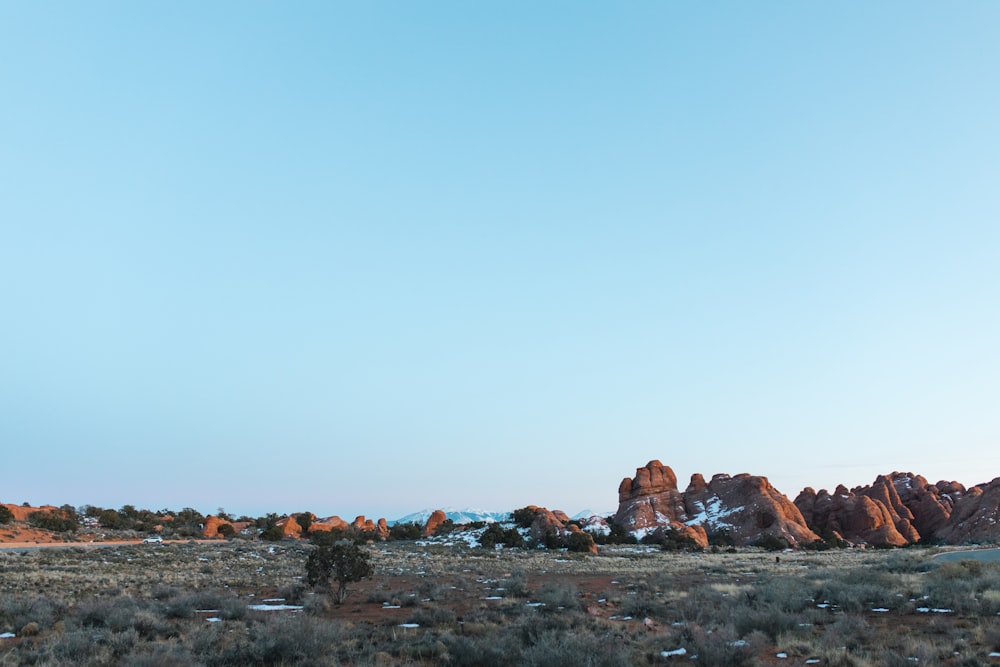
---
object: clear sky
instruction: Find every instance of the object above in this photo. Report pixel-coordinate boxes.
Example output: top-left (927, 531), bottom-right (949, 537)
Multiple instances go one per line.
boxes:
top-left (2, 3), bottom-right (999, 520)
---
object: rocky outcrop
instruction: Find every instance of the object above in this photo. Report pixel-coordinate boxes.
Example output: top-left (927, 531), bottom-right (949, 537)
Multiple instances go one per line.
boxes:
top-left (311, 515), bottom-right (350, 532)
top-left (614, 461), bottom-right (818, 547)
top-left (523, 505), bottom-right (598, 554)
top-left (795, 486), bottom-right (911, 547)
top-left (202, 515), bottom-right (235, 538)
top-left (795, 472), bottom-right (967, 546)
top-left (614, 460), bottom-right (688, 533)
top-left (935, 477), bottom-right (1000, 544)
top-left (276, 515), bottom-right (303, 537)
top-left (424, 509), bottom-right (448, 536)
top-left (686, 473), bottom-right (819, 546)
top-left (1, 504), bottom-right (58, 523)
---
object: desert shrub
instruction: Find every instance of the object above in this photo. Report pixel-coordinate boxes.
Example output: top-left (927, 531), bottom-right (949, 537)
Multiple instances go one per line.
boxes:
top-left (922, 560), bottom-right (1000, 614)
top-left (512, 507), bottom-right (536, 529)
top-left (504, 569), bottom-right (530, 598)
top-left (217, 523), bottom-right (235, 538)
top-left (535, 581), bottom-right (580, 610)
top-left (163, 591), bottom-right (227, 620)
top-left (0, 505), bottom-right (13, 524)
top-left (444, 632), bottom-right (524, 666)
top-left (755, 575), bottom-right (813, 613)
top-left (302, 593), bottom-right (331, 617)
top-left (237, 615), bottom-right (345, 666)
top-left (732, 603), bottom-right (797, 641)
top-left (151, 584), bottom-right (178, 601)
top-left (49, 627), bottom-right (114, 663)
top-left (479, 522), bottom-right (507, 549)
top-left (618, 589), bottom-right (665, 619)
top-left (566, 531), bottom-right (595, 553)
top-left (77, 598), bottom-right (119, 627)
top-left (520, 629), bottom-right (629, 667)
top-left (120, 643), bottom-right (197, 667)
top-left (29, 508), bottom-right (78, 532)
top-left (278, 581), bottom-right (307, 604)
top-left (754, 533), bottom-right (789, 551)
top-left (708, 528), bottom-right (735, 547)
top-left (388, 521), bottom-right (422, 540)
top-left (687, 623), bottom-right (757, 666)
top-left (407, 604), bottom-right (457, 626)
top-left (305, 541), bottom-right (373, 604)
top-left (641, 527), bottom-right (702, 552)
top-left (604, 521), bottom-right (637, 544)
top-left (433, 518), bottom-right (457, 535)
top-left (260, 525), bottom-right (285, 542)
top-left (0, 595), bottom-right (66, 631)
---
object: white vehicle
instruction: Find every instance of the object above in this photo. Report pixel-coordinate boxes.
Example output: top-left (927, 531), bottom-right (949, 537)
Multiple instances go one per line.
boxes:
top-left (142, 536), bottom-right (163, 544)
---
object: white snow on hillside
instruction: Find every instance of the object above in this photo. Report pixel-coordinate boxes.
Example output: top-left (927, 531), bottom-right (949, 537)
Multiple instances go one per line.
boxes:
top-left (391, 508), bottom-right (510, 526)
top-left (684, 496), bottom-right (742, 529)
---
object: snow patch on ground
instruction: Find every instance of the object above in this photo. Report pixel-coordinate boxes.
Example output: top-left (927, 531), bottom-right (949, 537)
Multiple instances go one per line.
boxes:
top-left (248, 604), bottom-right (303, 611)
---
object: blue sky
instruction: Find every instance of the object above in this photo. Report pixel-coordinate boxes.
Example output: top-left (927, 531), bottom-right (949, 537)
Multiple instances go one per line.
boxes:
top-left (2, 3), bottom-right (999, 520)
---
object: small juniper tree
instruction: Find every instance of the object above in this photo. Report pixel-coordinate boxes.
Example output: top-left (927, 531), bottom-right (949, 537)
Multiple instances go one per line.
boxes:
top-left (305, 541), bottom-right (373, 604)
top-left (0, 505), bottom-right (13, 524)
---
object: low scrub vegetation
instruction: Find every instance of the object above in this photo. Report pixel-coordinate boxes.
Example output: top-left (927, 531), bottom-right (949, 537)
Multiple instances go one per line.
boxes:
top-left (1, 541), bottom-right (1000, 665)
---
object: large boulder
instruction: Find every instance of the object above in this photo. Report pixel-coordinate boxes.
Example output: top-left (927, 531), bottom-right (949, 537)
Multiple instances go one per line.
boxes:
top-left (423, 509), bottom-right (448, 536)
top-left (202, 515), bottom-right (235, 538)
top-left (311, 515), bottom-right (350, 532)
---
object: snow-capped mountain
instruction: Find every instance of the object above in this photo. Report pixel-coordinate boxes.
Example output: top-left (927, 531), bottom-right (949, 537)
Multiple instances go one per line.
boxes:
top-left (571, 509), bottom-right (615, 521)
top-left (390, 508), bottom-right (510, 526)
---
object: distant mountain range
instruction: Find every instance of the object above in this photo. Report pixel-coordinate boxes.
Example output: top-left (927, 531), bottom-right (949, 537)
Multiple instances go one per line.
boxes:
top-left (390, 508), bottom-right (511, 526)
top-left (391, 507), bottom-right (615, 526)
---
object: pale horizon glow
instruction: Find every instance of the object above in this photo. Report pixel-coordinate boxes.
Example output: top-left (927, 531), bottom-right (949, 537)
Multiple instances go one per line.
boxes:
top-left (2, 3), bottom-right (999, 521)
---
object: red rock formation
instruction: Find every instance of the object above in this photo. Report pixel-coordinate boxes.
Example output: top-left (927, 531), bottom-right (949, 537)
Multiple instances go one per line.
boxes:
top-left (935, 477), bottom-right (1000, 544)
top-left (424, 509), bottom-right (448, 536)
top-left (795, 485), bottom-right (909, 546)
top-left (691, 473), bottom-right (818, 546)
top-left (796, 472), bottom-right (968, 546)
top-left (376, 518), bottom-right (390, 541)
top-left (614, 462), bottom-right (817, 547)
top-left (202, 515), bottom-right (236, 538)
top-left (276, 515), bottom-right (303, 537)
top-left (311, 516), bottom-right (350, 532)
top-left (520, 505), bottom-right (598, 554)
top-left (352, 515), bottom-right (377, 532)
top-left (614, 461), bottom-right (688, 534)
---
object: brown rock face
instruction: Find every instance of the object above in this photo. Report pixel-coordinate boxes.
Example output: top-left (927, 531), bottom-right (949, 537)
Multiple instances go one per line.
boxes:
top-left (376, 518), bottom-right (390, 540)
top-left (524, 505), bottom-right (598, 554)
top-left (935, 477), bottom-right (1000, 544)
top-left (795, 472), bottom-right (968, 546)
top-left (276, 515), bottom-right (303, 537)
top-left (424, 509), bottom-right (448, 536)
top-left (202, 515), bottom-right (235, 538)
top-left (614, 461), bottom-right (687, 534)
top-left (352, 515), bottom-right (377, 533)
top-left (614, 462), bottom-right (818, 546)
top-left (311, 516), bottom-right (350, 532)
top-left (685, 473), bottom-right (818, 546)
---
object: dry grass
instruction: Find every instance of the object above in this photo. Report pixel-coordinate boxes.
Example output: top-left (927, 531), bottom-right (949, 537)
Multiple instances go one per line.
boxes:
top-left (0, 541), bottom-right (999, 665)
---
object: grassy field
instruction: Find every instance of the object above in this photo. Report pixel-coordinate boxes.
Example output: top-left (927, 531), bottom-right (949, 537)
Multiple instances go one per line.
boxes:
top-left (1, 541), bottom-right (1000, 665)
